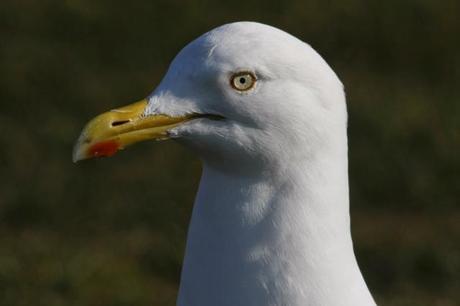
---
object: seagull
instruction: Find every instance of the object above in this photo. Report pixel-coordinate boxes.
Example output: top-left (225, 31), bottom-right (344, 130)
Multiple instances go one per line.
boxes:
top-left (73, 22), bottom-right (376, 306)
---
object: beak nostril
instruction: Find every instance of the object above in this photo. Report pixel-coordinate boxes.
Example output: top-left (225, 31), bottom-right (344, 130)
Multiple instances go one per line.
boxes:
top-left (111, 120), bottom-right (131, 127)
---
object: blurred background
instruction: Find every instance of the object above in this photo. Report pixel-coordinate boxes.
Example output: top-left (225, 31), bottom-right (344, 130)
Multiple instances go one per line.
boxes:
top-left (0, 0), bottom-right (459, 305)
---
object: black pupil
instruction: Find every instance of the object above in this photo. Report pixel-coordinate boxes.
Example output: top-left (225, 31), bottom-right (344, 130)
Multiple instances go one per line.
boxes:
top-left (239, 77), bottom-right (246, 84)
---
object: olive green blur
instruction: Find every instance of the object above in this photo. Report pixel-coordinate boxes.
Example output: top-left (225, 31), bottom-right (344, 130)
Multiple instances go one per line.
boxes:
top-left (0, 0), bottom-right (458, 305)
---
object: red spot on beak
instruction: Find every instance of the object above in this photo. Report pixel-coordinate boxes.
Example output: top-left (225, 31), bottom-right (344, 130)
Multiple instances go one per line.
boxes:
top-left (88, 140), bottom-right (120, 158)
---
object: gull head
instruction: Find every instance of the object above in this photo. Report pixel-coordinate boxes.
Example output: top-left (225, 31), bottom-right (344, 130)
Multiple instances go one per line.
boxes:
top-left (73, 22), bottom-right (346, 174)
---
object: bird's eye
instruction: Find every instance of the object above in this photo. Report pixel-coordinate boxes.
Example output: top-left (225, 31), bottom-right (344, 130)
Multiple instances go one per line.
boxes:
top-left (230, 71), bottom-right (256, 91)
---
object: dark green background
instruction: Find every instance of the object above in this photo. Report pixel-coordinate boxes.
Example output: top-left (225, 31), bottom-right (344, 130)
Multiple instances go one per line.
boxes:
top-left (1, 0), bottom-right (459, 305)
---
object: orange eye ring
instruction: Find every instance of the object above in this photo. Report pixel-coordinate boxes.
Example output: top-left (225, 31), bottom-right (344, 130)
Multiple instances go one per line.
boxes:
top-left (230, 71), bottom-right (257, 91)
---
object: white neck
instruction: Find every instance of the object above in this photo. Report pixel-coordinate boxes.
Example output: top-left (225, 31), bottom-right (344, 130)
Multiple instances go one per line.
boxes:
top-left (177, 139), bottom-right (375, 306)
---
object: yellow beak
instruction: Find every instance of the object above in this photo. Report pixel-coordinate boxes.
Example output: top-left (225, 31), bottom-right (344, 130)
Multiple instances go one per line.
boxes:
top-left (72, 99), bottom-right (193, 162)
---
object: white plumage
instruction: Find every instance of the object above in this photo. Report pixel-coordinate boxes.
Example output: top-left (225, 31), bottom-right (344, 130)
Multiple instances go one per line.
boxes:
top-left (144, 22), bottom-right (376, 306)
